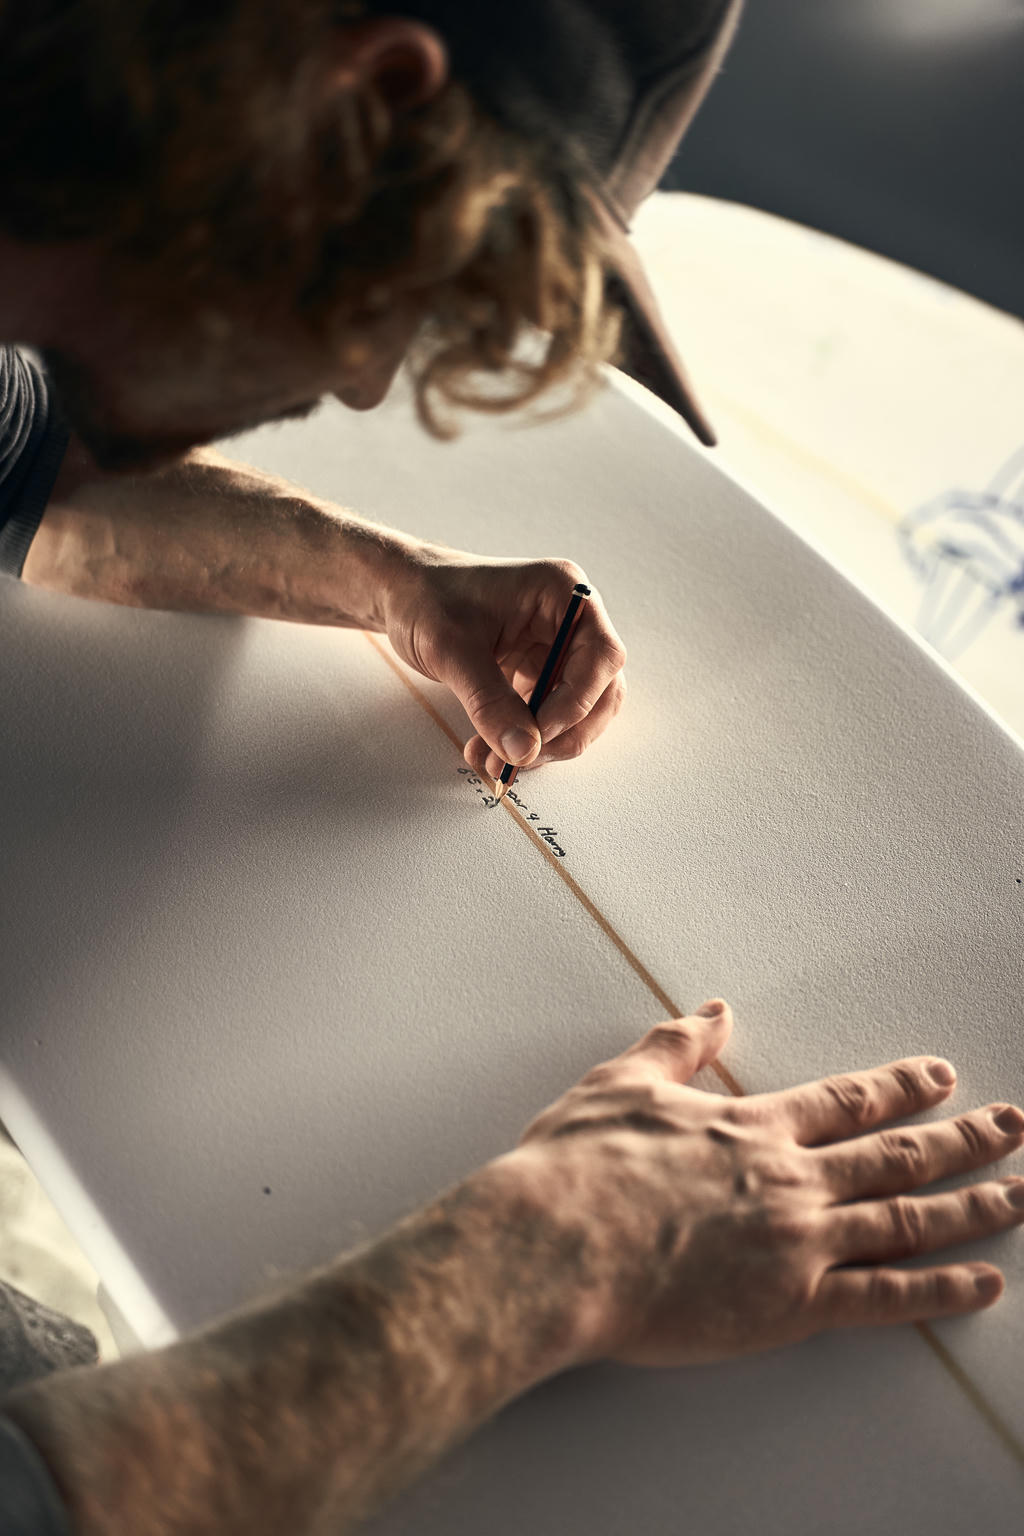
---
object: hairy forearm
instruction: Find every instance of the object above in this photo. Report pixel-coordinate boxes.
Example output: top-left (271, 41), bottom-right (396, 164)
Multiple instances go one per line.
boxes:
top-left (21, 435), bottom-right (415, 629)
top-left (1, 1154), bottom-right (592, 1536)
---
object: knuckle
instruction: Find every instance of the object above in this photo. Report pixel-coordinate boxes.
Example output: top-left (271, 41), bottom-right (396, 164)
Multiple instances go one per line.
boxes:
top-left (634, 1080), bottom-right (675, 1115)
top-left (887, 1196), bottom-right (926, 1253)
top-left (579, 1062), bottom-right (619, 1091)
top-left (823, 1075), bottom-right (877, 1130)
top-left (573, 687), bottom-right (599, 716)
top-left (879, 1130), bottom-right (927, 1181)
top-left (598, 634), bottom-right (627, 673)
top-left (701, 1110), bottom-right (747, 1148)
top-left (559, 696), bottom-right (590, 728)
top-left (953, 1113), bottom-right (989, 1158)
top-left (773, 1151), bottom-right (813, 1191)
top-left (706, 1118), bottom-right (744, 1147)
top-left (962, 1186), bottom-right (990, 1227)
top-left (547, 557), bottom-right (583, 584)
top-left (768, 1208), bottom-right (814, 1248)
top-left (588, 1073), bottom-right (646, 1104)
top-left (868, 1269), bottom-right (904, 1312)
top-left (558, 1075), bottom-right (679, 1136)
top-left (889, 1062), bottom-right (927, 1111)
top-left (929, 1270), bottom-right (960, 1309)
top-left (724, 1098), bottom-right (782, 1140)
top-left (645, 1020), bottom-right (696, 1056)
top-left (519, 1106), bottom-right (555, 1143)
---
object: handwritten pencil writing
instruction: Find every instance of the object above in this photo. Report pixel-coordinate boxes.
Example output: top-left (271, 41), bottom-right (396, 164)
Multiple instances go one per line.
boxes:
top-left (455, 769), bottom-right (568, 857)
top-left (455, 766), bottom-right (498, 810)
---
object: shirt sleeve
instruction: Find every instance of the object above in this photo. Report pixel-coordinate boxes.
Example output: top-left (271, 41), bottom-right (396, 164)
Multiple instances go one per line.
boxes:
top-left (0, 1416), bottom-right (74, 1536)
top-left (0, 346), bottom-right (71, 580)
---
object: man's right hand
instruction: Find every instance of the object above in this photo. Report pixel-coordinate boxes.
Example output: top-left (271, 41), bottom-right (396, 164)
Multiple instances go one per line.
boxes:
top-left (509, 998), bottom-right (1024, 1369)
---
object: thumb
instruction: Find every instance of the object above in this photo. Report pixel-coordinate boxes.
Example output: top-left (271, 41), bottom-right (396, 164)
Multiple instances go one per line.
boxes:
top-left (441, 642), bottom-right (541, 767)
top-left (690, 998), bottom-right (734, 1073)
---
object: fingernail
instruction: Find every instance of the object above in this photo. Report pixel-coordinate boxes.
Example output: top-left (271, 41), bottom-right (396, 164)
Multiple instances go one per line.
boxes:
top-left (993, 1105), bottom-right (1024, 1135)
top-left (926, 1059), bottom-right (957, 1087)
top-left (697, 999), bottom-right (725, 1017)
top-left (501, 728), bottom-right (537, 764)
top-left (972, 1268), bottom-right (1002, 1300)
top-left (1002, 1179), bottom-right (1024, 1209)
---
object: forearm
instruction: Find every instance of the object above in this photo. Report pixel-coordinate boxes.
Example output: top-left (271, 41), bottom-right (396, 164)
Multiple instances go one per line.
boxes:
top-left (0, 1154), bottom-right (591, 1536)
top-left (21, 436), bottom-right (415, 630)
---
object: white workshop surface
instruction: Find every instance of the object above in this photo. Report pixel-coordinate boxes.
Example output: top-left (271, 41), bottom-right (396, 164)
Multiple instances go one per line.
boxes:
top-left (2, 378), bottom-right (1024, 1529)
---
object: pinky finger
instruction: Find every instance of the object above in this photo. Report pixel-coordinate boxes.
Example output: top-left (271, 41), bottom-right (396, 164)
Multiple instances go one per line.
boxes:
top-left (816, 1263), bottom-right (1004, 1328)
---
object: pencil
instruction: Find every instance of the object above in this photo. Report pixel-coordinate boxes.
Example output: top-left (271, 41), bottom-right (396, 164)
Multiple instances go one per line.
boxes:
top-left (493, 582), bottom-right (591, 802)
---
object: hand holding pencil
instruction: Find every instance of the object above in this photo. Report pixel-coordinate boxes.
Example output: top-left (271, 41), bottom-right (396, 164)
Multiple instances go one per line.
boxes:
top-left (450, 562), bottom-right (626, 787)
top-left (382, 550), bottom-right (627, 779)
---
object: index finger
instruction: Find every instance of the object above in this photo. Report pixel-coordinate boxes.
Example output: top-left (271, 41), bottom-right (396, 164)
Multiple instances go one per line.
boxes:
top-left (752, 1057), bottom-right (959, 1146)
top-left (534, 591), bottom-right (626, 744)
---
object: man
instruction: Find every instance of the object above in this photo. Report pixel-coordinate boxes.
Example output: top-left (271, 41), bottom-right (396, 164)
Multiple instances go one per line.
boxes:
top-left (2, 4), bottom-right (1023, 1533)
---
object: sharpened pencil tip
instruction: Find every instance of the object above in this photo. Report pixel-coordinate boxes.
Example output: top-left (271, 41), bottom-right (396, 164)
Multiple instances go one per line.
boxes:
top-left (493, 780), bottom-right (509, 803)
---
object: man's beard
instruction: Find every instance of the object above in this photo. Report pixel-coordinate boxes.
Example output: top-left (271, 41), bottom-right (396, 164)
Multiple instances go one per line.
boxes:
top-left (41, 346), bottom-right (322, 473)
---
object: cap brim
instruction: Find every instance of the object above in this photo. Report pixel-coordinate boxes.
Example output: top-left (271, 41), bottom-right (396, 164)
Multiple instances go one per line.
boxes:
top-left (588, 0), bottom-right (744, 449)
top-left (591, 197), bottom-right (717, 449)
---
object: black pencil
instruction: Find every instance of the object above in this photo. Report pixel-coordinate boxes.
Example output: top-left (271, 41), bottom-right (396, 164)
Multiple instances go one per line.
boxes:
top-left (493, 582), bottom-right (591, 802)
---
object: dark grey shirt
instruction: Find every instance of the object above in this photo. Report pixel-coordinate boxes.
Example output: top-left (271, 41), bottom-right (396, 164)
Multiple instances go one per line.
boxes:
top-left (0, 1178), bottom-right (92, 1536)
top-left (0, 345), bottom-right (70, 578)
top-left (0, 1414), bottom-right (73, 1536)
top-left (0, 1192), bottom-right (91, 1532)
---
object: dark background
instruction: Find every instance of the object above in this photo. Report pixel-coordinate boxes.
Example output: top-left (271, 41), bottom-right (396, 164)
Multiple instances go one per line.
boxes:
top-left (660, 0), bottom-right (1024, 319)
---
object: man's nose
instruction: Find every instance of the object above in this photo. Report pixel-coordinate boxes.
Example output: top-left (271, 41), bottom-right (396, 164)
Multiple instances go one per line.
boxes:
top-left (334, 371), bottom-right (394, 410)
top-left (334, 347), bottom-right (407, 411)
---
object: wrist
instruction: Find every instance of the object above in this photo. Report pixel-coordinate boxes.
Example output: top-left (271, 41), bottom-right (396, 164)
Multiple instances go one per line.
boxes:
top-left (315, 508), bottom-right (424, 632)
top-left (336, 1152), bottom-right (597, 1414)
top-left (476, 1147), bottom-right (614, 1373)
top-left (374, 533), bottom-right (466, 637)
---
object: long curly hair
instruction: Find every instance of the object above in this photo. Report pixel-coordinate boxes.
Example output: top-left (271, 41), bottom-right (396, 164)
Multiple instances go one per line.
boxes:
top-left (0, 0), bottom-right (623, 434)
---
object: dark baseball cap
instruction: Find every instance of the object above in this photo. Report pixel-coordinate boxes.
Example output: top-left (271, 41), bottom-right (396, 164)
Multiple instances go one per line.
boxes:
top-left (340, 1), bottom-right (744, 446)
